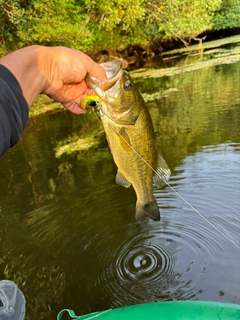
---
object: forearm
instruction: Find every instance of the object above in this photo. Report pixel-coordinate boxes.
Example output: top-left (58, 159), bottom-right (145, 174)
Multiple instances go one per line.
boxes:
top-left (0, 45), bottom-right (106, 157)
top-left (0, 65), bottom-right (29, 157)
top-left (0, 46), bottom-right (49, 107)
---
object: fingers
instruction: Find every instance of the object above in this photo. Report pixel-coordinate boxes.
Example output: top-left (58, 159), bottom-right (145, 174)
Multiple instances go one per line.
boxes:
top-left (63, 100), bottom-right (87, 115)
top-left (44, 47), bottom-right (107, 113)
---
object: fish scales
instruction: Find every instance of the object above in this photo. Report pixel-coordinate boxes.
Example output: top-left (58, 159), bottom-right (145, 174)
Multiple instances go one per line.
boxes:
top-left (86, 61), bottom-right (170, 221)
top-left (104, 113), bottom-right (157, 202)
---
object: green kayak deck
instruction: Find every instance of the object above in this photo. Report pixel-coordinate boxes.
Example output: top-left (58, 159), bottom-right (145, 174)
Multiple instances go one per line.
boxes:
top-left (58, 300), bottom-right (240, 320)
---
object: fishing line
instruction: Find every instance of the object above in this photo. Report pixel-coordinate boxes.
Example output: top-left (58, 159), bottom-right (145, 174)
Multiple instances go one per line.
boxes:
top-left (96, 106), bottom-right (240, 249)
top-left (91, 107), bottom-right (102, 124)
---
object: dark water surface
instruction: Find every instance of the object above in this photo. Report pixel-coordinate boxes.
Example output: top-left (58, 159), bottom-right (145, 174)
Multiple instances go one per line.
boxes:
top-left (1, 42), bottom-right (240, 319)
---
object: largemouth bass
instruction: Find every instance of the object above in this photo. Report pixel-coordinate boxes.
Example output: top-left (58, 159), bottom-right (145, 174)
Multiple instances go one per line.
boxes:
top-left (86, 61), bottom-right (170, 221)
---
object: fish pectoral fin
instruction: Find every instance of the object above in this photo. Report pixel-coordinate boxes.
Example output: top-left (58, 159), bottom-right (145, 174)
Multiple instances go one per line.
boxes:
top-left (153, 153), bottom-right (171, 188)
top-left (115, 170), bottom-right (131, 188)
top-left (118, 127), bottom-right (132, 152)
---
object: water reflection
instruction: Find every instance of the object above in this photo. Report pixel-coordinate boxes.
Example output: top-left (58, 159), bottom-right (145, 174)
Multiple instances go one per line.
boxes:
top-left (0, 40), bottom-right (240, 319)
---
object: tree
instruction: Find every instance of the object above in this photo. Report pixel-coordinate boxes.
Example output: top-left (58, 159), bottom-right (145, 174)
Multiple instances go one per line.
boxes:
top-left (212, 0), bottom-right (240, 30)
top-left (0, 0), bottom-right (28, 54)
top-left (1, 0), bottom-right (239, 56)
top-left (145, 0), bottom-right (222, 43)
top-left (84, 0), bottom-right (147, 49)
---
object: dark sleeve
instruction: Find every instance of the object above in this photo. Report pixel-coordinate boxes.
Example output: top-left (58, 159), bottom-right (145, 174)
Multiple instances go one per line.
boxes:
top-left (0, 64), bottom-right (29, 158)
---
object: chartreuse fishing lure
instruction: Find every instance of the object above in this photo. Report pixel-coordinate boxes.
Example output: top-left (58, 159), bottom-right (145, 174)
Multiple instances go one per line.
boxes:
top-left (81, 94), bottom-right (101, 109)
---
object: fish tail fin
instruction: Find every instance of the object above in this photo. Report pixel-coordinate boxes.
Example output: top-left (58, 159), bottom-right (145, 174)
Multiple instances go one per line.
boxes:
top-left (135, 201), bottom-right (160, 222)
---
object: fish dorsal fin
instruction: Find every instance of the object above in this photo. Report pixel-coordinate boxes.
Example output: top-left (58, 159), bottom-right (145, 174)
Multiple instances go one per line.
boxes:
top-left (153, 153), bottom-right (171, 188)
top-left (115, 170), bottom-right (131, 188)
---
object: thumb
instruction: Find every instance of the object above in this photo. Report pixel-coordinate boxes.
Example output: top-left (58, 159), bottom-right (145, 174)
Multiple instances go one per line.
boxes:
top-left (86, 61), bottom-right (107, 83)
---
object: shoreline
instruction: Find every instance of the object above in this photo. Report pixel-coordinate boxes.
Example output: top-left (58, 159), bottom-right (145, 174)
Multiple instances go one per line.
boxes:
top-left (89, 29), bottom-right (240, 70)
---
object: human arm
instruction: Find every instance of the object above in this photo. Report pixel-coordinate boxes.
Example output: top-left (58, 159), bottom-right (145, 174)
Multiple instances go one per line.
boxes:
top-left (0, 45), bottom-right (106, 158)
top-left (0, 45), bottom-right (106, 113)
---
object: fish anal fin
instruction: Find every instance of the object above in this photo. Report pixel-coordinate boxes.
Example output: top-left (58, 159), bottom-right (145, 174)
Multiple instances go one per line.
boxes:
top-left (115, 170), bottom-right (131, 188)
top-left (153, 153), bottom-right (171, 188)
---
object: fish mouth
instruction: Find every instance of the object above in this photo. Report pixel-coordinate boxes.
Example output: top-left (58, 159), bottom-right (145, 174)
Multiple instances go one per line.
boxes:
top-left (86, 61), bottom-right (123, 99)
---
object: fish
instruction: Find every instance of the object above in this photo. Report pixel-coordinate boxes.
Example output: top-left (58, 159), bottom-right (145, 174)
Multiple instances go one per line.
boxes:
top-left (86, 61), bottom-right (171, 221)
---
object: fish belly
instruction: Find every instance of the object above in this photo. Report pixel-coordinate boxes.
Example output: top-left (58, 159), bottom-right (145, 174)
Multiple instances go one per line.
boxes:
top-left (101, 109), bottom-right (159, 220)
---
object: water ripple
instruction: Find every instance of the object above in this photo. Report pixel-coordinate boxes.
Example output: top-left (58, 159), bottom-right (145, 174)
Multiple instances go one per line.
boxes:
top-left (91, 214), bottom-right (229, 307)
top-left (90, 141), bottom-right (240, 306)
top-left (115, 234), bottom-right (174, 284)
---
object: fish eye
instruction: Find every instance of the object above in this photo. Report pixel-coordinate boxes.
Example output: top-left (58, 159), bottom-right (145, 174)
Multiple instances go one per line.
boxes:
top-left (123, 81), bottom-right (132, 92)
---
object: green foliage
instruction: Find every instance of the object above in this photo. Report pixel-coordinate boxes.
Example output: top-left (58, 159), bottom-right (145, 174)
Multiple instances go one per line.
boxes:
top-left (0, 0), bottom-right (95, 52)
top-left (4, 0), bottom-right (96, 50)
top-left (84, 0), bottom-right (147, 48)
top-left (0, 0), bottom-right (240, 55)
top-left (145, 0), bottom-right (222, 40)
top-left (212, 0), bottom-right (240, 30)
top-left (0, 0), bottom-right (25, 53)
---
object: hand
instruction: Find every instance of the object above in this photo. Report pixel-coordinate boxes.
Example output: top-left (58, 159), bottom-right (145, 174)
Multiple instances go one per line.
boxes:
top-left (0, 46), bottom-right (106, 114)
top-left (42, 47), bottom-right (107, 114)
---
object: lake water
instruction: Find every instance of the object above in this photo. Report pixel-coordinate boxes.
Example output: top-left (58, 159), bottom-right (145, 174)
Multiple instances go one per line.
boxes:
top-left (0, 39), bottom-right (240, 319)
